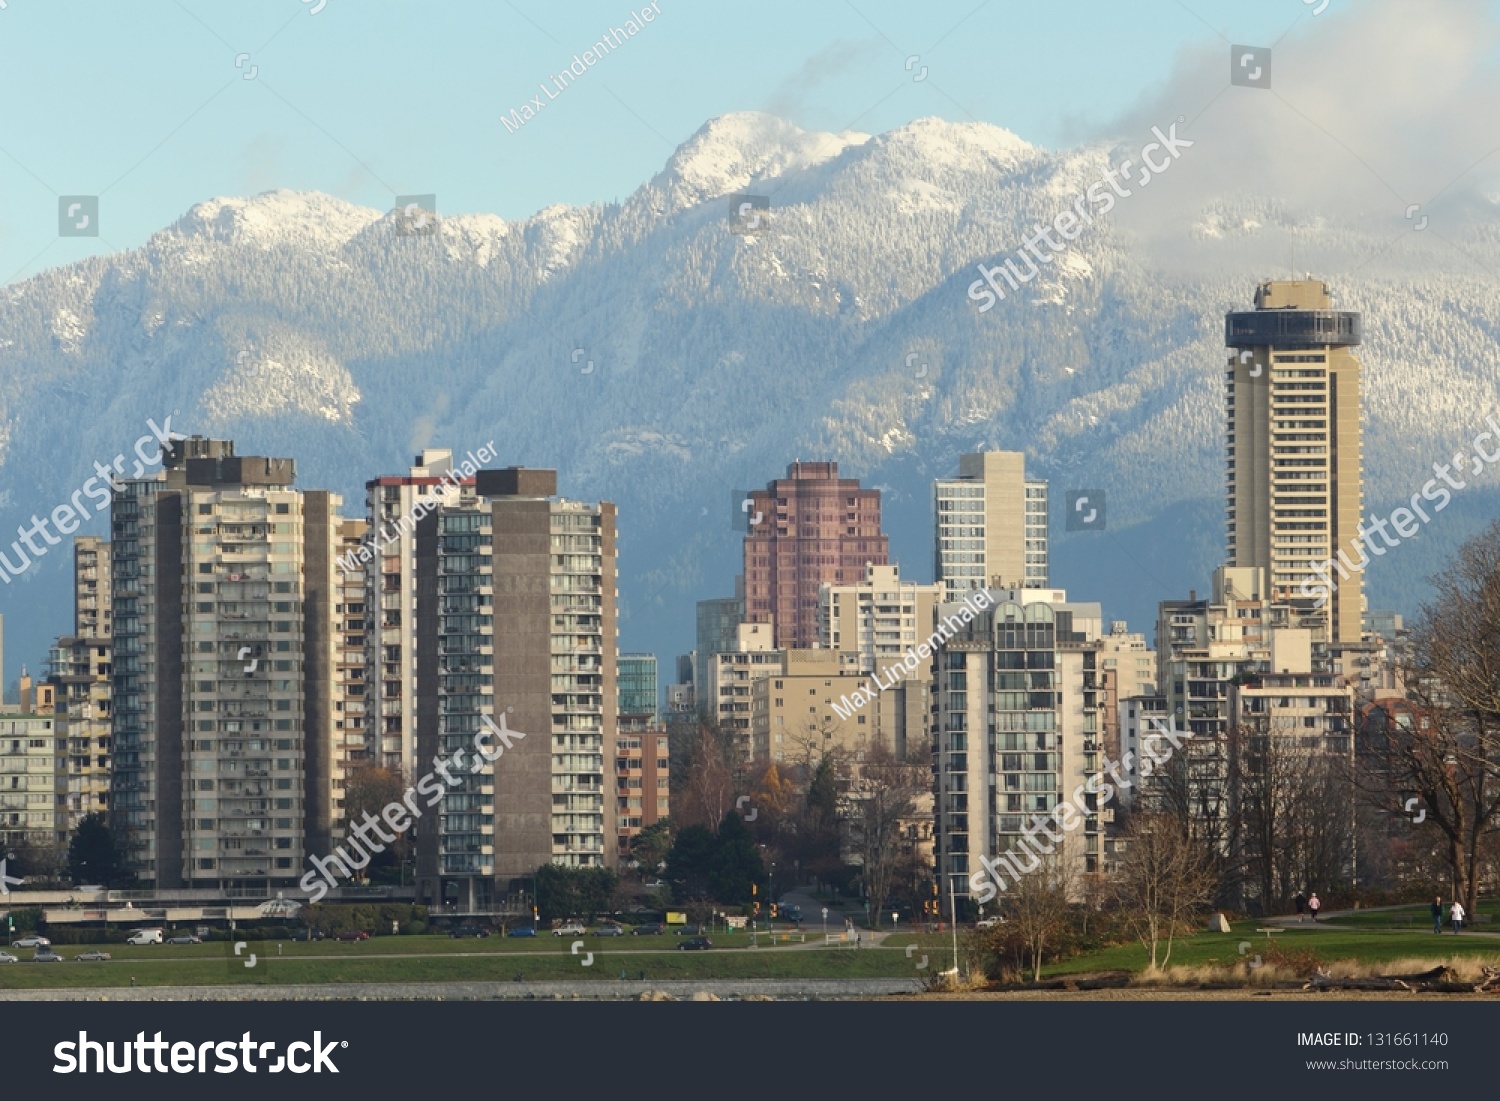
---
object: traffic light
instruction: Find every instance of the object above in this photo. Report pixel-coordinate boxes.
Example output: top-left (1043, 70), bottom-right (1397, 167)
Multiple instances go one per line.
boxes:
top-left (753, 901), bottom-right (760, 915)
top-left (770, 903), bottom-right (778, 918)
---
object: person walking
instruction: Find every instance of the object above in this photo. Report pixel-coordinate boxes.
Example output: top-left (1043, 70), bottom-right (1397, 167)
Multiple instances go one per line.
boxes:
top-left (1432, 896), bottom-right (1444, 934)
top-left (1295, 893), bottom-right (1307, 921)
top-left (1307, 893), bottom-right (1321, 922)
top-left (1451, 899), bottom-right (1466, 934)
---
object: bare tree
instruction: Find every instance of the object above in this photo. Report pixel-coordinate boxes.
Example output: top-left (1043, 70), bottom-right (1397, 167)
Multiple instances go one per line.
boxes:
top-left (843, 744), bottom-right (929, 928)
top-left (1006, 853), bottom-right (1075, 981)
top-left (1112, 812), bottom-right (1218, 971)
top-left (1234, 714), bottom-right (1356, 911)
top-left (1363, 522), bottom-right (1500, 914)
top-left (675, 722), bottom-right (736, 829)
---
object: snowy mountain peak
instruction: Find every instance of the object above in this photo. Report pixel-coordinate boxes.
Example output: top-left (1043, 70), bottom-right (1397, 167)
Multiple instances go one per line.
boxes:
top-left (651, 111), bottom-right (870, 205)
top-left (163, 189), bottom-right (381, 251)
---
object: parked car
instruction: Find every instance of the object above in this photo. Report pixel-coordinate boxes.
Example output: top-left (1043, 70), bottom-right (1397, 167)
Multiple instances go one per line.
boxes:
top-left (592, 923), bottom-right (625, 937)
top-left (11, 935), bottom-right (49, 949)
top-left (32, 949), bottom-right (63, 963)
top-left (643, 880), bottom-right (666, 889)
top-left (505, 926), bottom-right (538, 938)
top-left (0, 951), bottom-right (18, 964)
top-left (552, 922), bottom-right (587, 937)
top-left (290, 928), bottom-right (325, 942)
top-left (631, 923), bottom-right (665, 936)
top-left (677, 937), bottom-right (714, 951)
top-left (449, 926), bottom-right (491, 939)
top-left (675, 925), bottom-right (706, 936)
top-left (125, 928), bottom-right (163, 945)
top-left (75, 951), bottom-right (112, 962)
top-left (976, 917), bottom-right (1004, 929)
top-left (335, 930), bottom-right (370, 942)
top-left (165, 934), bottom-right (201, 945)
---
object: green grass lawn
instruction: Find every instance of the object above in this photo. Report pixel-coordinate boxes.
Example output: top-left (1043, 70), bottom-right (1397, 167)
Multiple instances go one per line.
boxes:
top-left (0, 935), bottom-right (912, 989)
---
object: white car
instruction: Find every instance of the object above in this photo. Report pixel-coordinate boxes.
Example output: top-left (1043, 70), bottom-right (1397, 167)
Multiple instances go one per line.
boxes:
top-left (0, 951), bottom-right (17, 964)
top-left (976, 917), bottom-right (1004, 929)
top-left (11, 935), bottom-right (49, 949)
top-left (552, 922), bottom-right (587, 937)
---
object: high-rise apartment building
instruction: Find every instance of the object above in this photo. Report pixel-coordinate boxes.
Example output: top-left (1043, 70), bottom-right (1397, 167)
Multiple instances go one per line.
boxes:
top-left (47, 635), bottom-right (112, 833)
top-left (109, 436), bottom-right (347, 889)
top-left (819, 563), bottom-right (940, 676)
top-left (934, 588), bottom-right (1105, 902)
top-left (329, 518), bottom-right (369, 829)
top-left (0, 711), bottom-right (64, 849)
top-left (361, 450), bottom-right (476, 778)
top-left (1225, 279), bottom-right (1364, 644)
top-left (615, 728), bottom-right (668, 860)
top-left (695, 577), bottom-right (744, 712)
top-left (74, 536), bottom-right (112, 638)
top-left (743, 462), bottom-right (888, 650)
top-left (412, 467), bottom-right (618, 913)
top-left (44, 538), bottom-right (115, 833)
top-left (934, 451), bottom-right (1048, 602)
top-left (618, 653), bottom-right (658, 730)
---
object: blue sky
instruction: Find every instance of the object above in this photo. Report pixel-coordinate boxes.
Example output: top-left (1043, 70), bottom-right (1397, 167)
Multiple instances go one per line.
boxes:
top-left (0, 0), bottom-right (1317, 282)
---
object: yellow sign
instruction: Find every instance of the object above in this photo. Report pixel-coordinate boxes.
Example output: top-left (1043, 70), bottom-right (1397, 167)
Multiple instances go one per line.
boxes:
top-left (666, 911), bottom-right (688, 925)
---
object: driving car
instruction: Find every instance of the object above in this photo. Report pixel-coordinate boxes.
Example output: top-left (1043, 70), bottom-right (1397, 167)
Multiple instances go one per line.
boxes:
top-left (677, 937), bottom-right (713, 951)
top-left (592, 923), bottom-right (625, 937)
top-left (335, 930), bottom-right (370, 941)
top-left (631, 922), bottom-right (665, 936)
top-left (165, 934), bottom-right (201, 945)
top-left (552, 922), bottom-right (587, 937)
top-left (32, 949), bottom-right (63, 963)
top-left (0, 951), bottom-right (18, 963)
top-left (505, 926), bottom-right (538, 937)
top-left (449, 925), bottom-right (491, 939)
top-left (11, 935), bottom-right (49, 949)
top-left (75, 951), bottom-right (112, 962)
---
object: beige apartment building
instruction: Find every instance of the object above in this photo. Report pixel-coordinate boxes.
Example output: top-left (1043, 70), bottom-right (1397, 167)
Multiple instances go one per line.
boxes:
top-left (0, 712), bottom-right (65, 848)
top-left (934, 451), bottom-right (1049, 602)
top-left (1225, 279), bottom-right (1364, 644)
top-left (110, 436), bottom-right (348, 889)
top-left (819, 563), bottom-right (940, 676)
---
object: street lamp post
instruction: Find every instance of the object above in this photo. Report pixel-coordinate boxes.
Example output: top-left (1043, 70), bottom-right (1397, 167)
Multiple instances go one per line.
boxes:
top-left (948, 873), bottom-right (961, 979)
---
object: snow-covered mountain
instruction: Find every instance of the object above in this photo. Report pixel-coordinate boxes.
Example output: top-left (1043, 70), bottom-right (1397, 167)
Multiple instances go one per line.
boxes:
top-left (2, 111), bottom-right (1498, 675)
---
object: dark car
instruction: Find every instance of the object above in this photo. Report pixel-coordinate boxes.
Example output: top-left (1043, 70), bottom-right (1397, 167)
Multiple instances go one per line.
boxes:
top-left (449, 926), bottom-right (491, 939)
top-left (335, 930), bottom-right (370, 942)
top-left (291, 928), bottom-right (326, 941)
top-left (505, 926), bottom-right (538, 938)
top-left (592, 924), bottom-right (625, 937)
top-left (677, 937), bottom-right (714, 951)
top-left (632, 922), bottom-right (665, 936)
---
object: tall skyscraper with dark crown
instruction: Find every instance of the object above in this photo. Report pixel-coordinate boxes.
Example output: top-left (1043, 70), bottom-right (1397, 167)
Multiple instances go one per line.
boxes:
top-left (742, 461), bottom-right (889, 650)
top-left (1225, 278), bottom-right (1364, 645)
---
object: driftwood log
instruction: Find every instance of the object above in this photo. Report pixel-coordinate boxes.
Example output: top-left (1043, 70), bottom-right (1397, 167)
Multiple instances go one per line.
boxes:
top-left (1305, 965), bottom-right (1500, 993)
